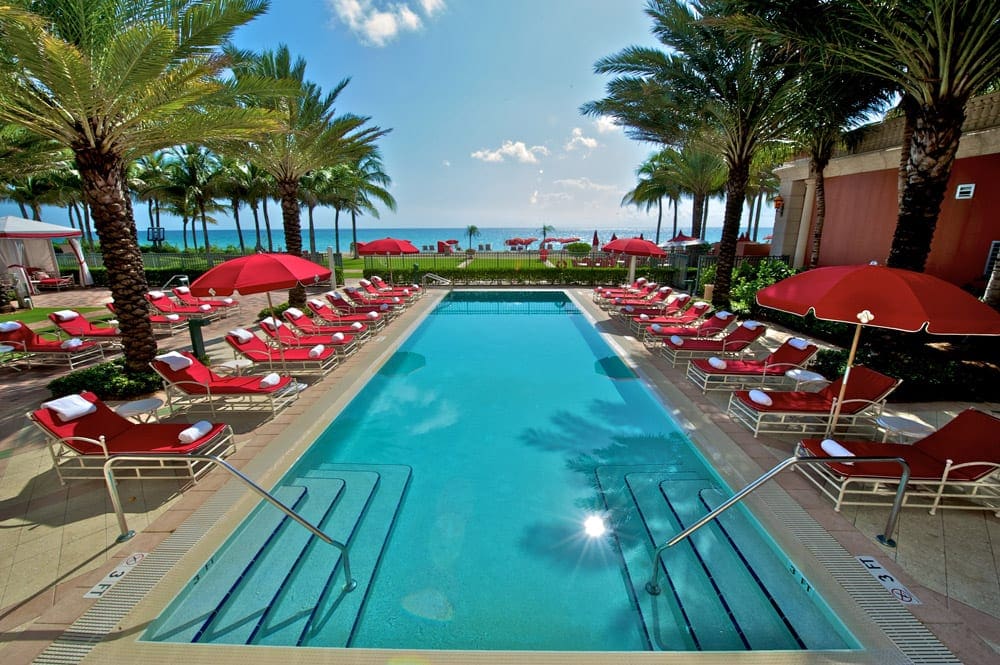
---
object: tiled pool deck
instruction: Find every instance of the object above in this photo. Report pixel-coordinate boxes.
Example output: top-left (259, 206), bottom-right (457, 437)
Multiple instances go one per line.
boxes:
top-left (0, 285), bottom-right (998, 664)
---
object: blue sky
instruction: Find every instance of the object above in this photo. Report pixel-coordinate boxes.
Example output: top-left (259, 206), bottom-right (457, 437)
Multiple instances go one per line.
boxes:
top-left (3, 0), bottom-right (753, 231)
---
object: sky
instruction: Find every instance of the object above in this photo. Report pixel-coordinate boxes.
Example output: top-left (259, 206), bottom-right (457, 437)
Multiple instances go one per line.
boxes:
top-left (2, 0), bottom-right (760, 231)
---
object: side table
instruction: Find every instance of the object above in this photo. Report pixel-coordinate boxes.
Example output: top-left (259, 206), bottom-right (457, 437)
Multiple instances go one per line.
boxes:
top-left (115, 397), bottom-right (165, 423)
top-left (876, 415), bottom-right (936, 443)
top-left (785, 368), bottom-right (829, 391)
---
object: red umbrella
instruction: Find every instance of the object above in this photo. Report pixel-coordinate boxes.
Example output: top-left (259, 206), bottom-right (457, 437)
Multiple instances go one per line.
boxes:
top-left (592, 230), bottom-right (599, 247)
top-left (445, 239), bottom-right (459, 245)
top-left (757, 263), bottom-right (1000, 430)
top-left (662, 232), bottom-right (702, 248)
top-left (602, 237), bottom-right (666, 257)
top-left (505, 237), bottom-right (525, 246)
top-left (610, 232), bottom-right (618, 242)
top-left (357, 237), bottom-right (419, 255)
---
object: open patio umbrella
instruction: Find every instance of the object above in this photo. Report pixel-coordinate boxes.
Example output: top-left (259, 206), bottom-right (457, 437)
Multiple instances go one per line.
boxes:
top-left (661, 232), bottom-right (702, 249)
top-left (592, 230), bottom-right (599, 247)
top-left (602, 237), bottom-right (666, 284)
top-left (756, 263), bottom-right (1000, 431)
top-left (357, 237), bottom-right (419, 282)
top-left (190, 252), bottom-right (332, 372)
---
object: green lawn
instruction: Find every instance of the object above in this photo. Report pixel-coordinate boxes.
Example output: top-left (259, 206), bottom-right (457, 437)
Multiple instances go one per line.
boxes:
top-left (468, 256), bottom-right (550, 269)
top-left (0, 306), bottom-right (104, 326)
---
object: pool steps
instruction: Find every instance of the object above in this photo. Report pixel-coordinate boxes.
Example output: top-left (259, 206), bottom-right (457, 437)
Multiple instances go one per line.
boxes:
top-left (146, 463), bottom-right (411, 647)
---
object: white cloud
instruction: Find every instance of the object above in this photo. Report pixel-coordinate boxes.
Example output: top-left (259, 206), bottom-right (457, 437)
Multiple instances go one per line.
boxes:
top-left (529, 190), bottom-right (572, 206)
top-left (565, 127), bottom-right (598, 151)
top-left (442, 159), bottom-right (451, 167)
top-left (471, 140), bottom-right (549, 164)
top-left (594, 115), bottom-right (619, 134)
top-left (554, 177), bottom-right (616, 192)
top-left (329, 0), bottom-right (445, 47)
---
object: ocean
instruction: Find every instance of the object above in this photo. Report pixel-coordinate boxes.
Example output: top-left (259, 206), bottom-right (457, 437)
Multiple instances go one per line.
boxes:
top-left (143, 225), bottom-right (773, 253)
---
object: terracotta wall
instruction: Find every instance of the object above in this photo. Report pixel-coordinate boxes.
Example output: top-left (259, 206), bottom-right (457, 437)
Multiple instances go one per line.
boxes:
top-left (815, 154), bottom-right (1000, 287)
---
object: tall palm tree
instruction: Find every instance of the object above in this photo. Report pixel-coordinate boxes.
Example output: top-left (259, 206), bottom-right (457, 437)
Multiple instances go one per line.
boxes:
top-left (587, 0), bottom-right (800, 305)
top-left (213, 156), bottom-right (253, 253)
top-left (166, 145), bottom-right (224, 262)
top-left (129, 152), bottom-right (172, 249)
top-left (466, 225), bottom-right (480, 250)
top-left (729, 0), bottom-right (1000, 272)
top-left (0, 0), bottom-right (276, 369)
top-left (343, 152), bottom-right (396, 259)
top-left (624, 151), bottom-right (683, 244)
top-left (228, 44), bottom-right (388, 305)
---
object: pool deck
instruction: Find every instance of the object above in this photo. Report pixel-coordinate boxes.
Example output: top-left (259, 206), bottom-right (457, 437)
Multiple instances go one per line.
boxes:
top-left (0, 285), bottom-right (998, 664)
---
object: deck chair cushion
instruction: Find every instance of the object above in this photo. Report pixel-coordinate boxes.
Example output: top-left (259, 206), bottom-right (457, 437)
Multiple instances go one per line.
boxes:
top-left (53, 309), bottom-right (78, 321)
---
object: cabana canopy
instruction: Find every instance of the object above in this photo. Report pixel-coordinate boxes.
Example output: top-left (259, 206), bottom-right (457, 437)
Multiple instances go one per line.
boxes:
top-left (0, 216), bottom-right (93, 293)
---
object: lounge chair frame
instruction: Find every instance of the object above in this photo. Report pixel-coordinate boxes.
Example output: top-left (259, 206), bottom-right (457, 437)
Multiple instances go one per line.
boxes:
top-left (226, 334), bottom-right (340, 375)
top-left (0, 330), bottom-right (106, 370)
top-left (152, 369), bottom-right (300, 418)
top-left (727, 394), bottom-right (890, 438)
top-left (686, 360), bottom-right (807, 393)
top-left (659, 325), bottom-right (765, 367)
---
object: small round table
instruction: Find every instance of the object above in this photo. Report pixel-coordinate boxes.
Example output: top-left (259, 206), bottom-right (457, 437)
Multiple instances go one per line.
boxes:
top-left (785, 368), bottom-right (829, 391)
top-left (876, 415), bottom-right (936, 443)
top-left (115, 397), bottom-right (164, 423)
top-left (217, 358), bottom-right (254, 376)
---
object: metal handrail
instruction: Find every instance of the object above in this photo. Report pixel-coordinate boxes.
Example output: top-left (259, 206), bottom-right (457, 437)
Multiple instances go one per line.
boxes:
top-left (159, 274), bottom-right (191, 290)
top-left (645, 455), bottom-right (910, 595)
top-left (103, 454), bottom-right (357, 592)
top-left (422, 272), bottom-right (452, 286)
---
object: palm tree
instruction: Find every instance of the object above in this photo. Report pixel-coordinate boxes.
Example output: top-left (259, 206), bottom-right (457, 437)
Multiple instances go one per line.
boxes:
top-left (299, 167), bottom-right (338, 255)
top-left (586, 0), bottom-right (800, 305)
top-left (622, 151), bottom-right (682, 244)
top-left (343, 152), bottom-right (396, 259)
top-left (228, 44), bottom-right (388, 305)
top-left (729, 0), bottom-right (1000, 272)
top-left (0, 1), bottom-right (275, 370)
top-left (466, 224), bottom-right (480, 250)
top-left (166, 145), bottom-right (224, 262)
top-left (540, 224), bottom-right (555, 249)
top-left (659, 142), bottom-right (727, 239)
top-left (212, 156), bottom-right (254, 253)
top-left (129, 152), bottom-right (172, 249)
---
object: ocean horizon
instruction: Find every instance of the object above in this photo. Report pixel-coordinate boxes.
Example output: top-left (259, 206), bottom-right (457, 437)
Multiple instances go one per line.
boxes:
top-left (122, 225), bottom-right (773, 253)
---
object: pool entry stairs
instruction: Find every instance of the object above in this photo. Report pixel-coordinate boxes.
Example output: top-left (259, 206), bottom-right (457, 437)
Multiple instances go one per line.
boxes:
top-left (597, 465), bottom-right (848, 651)
top-left (146, 463), bottom-right (411, 647)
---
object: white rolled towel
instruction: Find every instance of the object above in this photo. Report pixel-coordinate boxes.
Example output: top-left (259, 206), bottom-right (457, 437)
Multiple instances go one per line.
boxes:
top-left (788, 337), bottom-right (809, 350)
top-left (285, 307), bottom-right (304, 318)
top-left (197, 303), bottom-right (211, 312)
top-left (261, 316), bottom-right (282, 329)
top-left (669, 335), bottom-right (685, 346)
top-left (411, 284), bottom-right (419, 289)
top-left (155, 351), bottom-right (193, 371)
top-left (324, 291), bottom-right (338, 299)
top-left (650, 324), bottom-right (662, 332)
top-left (60, 338), bottom-right (83, 349)
top-left (359, 279), bottom-right (371, 286)
top-left (742, 320), bottom-right (761, 330)
top-left (165, 314), bottom-right (181, 321)
top-left (351, 322), bottom-right (363, 330)
top-left (309, 298), bottom-right (325, 308)
top-left (379, 303), bottom-right (389, 311)
top-left (148, 290), bottom-right (165, 299)
top-left (229, 328), bottom-right (254, 343)
top-left (258, 372), bottom-right (281, 388)
top-left (308, 344), bottom-right (325, 358)
top-left (42, 394), bottom-right (96, 421)
top-left (614, 297), bottom-right (622, 304)
top-left (53, 309), bottom-right (78, 321)
top-left (367, 311), bottom-right (379, 319)
top-left (716, 310), bottom-right (732, 319)
top-left (708, 356), bottom-right (727, 370)
top-left (625, 305), bottom-right (635, 312)
top-left (0, 321), bottom-right (22, 331)
top-left (820, 439), bottom-right (855, 460)
top-left (178, 420), bottom-right (213, 444)
top-left (748, 389), bottom-right (773, 406)
top-left (392, 297), bottom-right (401, 303)
top-left (639, 313), bottom-right (650, 321)
top-left (692, 301), bottom-right (708, 310)
top-left (402, 288), bottom-right (410, 295)
top-left (659, 286), bottom-right (670, 293)
top-left (636, 277), bottom-right (647, 284)
top-left (332, 332), bottom-right (345, 341)
top-left (222, 297), bottom-right (234, 305)
top-left (175, 286), bottom-right (190, 294)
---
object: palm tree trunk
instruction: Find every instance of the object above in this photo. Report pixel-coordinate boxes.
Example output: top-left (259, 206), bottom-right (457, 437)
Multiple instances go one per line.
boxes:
top-left (278, 179), bottom-right (306, 306)
top-left (808, 153), bottom-right (830, 268)
top-left (351, 210), bottom-right (359, 259)
top-left (191, 213), bottom-right (198, 250)
top-left (334, 207), bottom-right (342, 253)
top-left (199, 201), bottom-right (212, 266)
top-left (231, 197), bottom-right (246, 254)
top-left (181, 216), bottom-right (189, 250)
top-left (701, 198), bottom-right (710, 239)
top-left (147, 199), bottom-right (154, 227)
top-left (887, 98), bottom-right (966, 272)
top-left (74, 150), bottom-right (155, 370)
top-left (654, 198), bottom-right (663, 244)
top-left (82, 200), bottom-right (94, 246)
top-left (30, 203), bottom-right (41, 220)
top-left (307, 204), bottom-right (317, 255)
top-left (262, 198), bottom-right (273, 251)
top-left (713, 161), bottom-right (751, 307)
top-left (671, 197), bottom-right (678, 238)
top-left (154, 199), bottom-right (161, 250)
top-left (67, 202), bottom-right (78, 230)
top-left (752, 191), bottom-right (764, 240)
top-left (16, 201), bottom-right (28, 218)
top-left (691, 193), bottom-right (705, 238)
top-left (250, 200), bottom-right (262, 251)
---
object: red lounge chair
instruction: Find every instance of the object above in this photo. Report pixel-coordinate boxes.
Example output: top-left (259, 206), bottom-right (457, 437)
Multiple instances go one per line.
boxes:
top-left (28, 267), bottom-right (74, 291)
top-left (106, 302), bottom-right (187, 336)
top-left (642, 311), bottom-right (734, 346)
top-left (343, 286), bottom-right (406, 309)
top-left (172, 286), bottom-right (240, 317)
top-left (150, 351), bottom-right (299, 417)
top-left (726, 365), bottom-right (901, 438)
top-left (258, 317), bottom-right (359, 356)
top-left (0, 320), bottom-right (105, 369)
top-left (307, 298), bottom-right (386, 330)
top-left (282, 307), bottom-right (371, 341)
top-left (624, 297), bottom-right (702, 331)
top-left (603, 286), bottom-right (672, 311)
top-left (660, 321), bottom-right (766, 366)
top-left (146, 291), bottom-right (219, 320)
top-left (48, 309), bottom-right (121, 345)
top-left (359, 278), bottom-right (417, 300)
top-left (795, 409), bottom-right (1000, 514)
top-left (325, 290), bottom-right (397, 318)
top-left (28, 390), bottom-right (234, 484)
top-left (593, 280), bottom-right (655, 302)
top-left (370, 275), bottom-right (422, 297)
top-left (225, 329), bottom-right (339, 374)
top-left (686, 338), bottom-right (820, 393)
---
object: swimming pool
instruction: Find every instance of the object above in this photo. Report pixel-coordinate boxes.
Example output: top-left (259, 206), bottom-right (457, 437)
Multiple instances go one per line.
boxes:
top-left (146, 290), bottom-right (857, 652)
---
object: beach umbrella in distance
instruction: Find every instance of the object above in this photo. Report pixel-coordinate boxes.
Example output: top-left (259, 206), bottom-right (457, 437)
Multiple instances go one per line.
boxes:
top-left (602, 237), bottom-right (666, 284)
top-left (190, 252), bottom-right (332, 373)
top-left (661, 232), bottom-right (702, 249)
top-left (357, 237), bottom-right (419, 282)
top-left (592, 230), bottom-right (599, 247)
top-left (756, 263), bottom-right (1000, 432)
top-left (610, 232), bottom-right (618, 242)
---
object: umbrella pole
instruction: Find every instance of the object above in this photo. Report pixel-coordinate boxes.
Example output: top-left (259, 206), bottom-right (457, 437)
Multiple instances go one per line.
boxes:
top-left (267, 292), bottom-right (289, 375)
top-left (627, 255), bottom-right (637, 284)
top-left (826, 323), bottom-right (862, 437)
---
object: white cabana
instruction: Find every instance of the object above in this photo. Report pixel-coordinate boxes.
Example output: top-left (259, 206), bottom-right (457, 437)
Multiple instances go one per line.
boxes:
top-left (0, 216), bottom-right (93, 294)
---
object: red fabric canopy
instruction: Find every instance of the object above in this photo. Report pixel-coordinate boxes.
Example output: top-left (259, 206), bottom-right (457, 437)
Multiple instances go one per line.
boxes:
top-left (189, 253), bottom-right (331, 296)
top-left (601, 237), bottom-right (666, 257)
top-left (357, 237), bottom-right (420, 255)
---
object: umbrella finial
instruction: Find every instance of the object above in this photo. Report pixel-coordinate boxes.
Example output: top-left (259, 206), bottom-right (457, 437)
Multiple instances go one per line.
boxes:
top-left (857, 309), bottom-right (875, 324)
top-left (208, 288), bottom-right (216, 297)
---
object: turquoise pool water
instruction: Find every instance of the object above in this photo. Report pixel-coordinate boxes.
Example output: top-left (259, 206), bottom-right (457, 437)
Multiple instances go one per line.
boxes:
top-left (147, 290), bottom-right (857, 652)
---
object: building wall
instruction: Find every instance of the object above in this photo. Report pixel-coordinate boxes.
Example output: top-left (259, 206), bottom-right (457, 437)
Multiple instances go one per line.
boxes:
top-left (817, 153), bottom-right (1000, 287)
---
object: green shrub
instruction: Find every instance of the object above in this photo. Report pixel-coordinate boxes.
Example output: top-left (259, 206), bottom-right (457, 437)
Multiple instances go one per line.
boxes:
top-left (564, 242), bottom-right (593, 255)
top-left (258, 301), bottom-right (290, 320)
top-left (47, 359), bottom-right (163, 400)
top-left (729, 259), bottom-right (795, 315)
